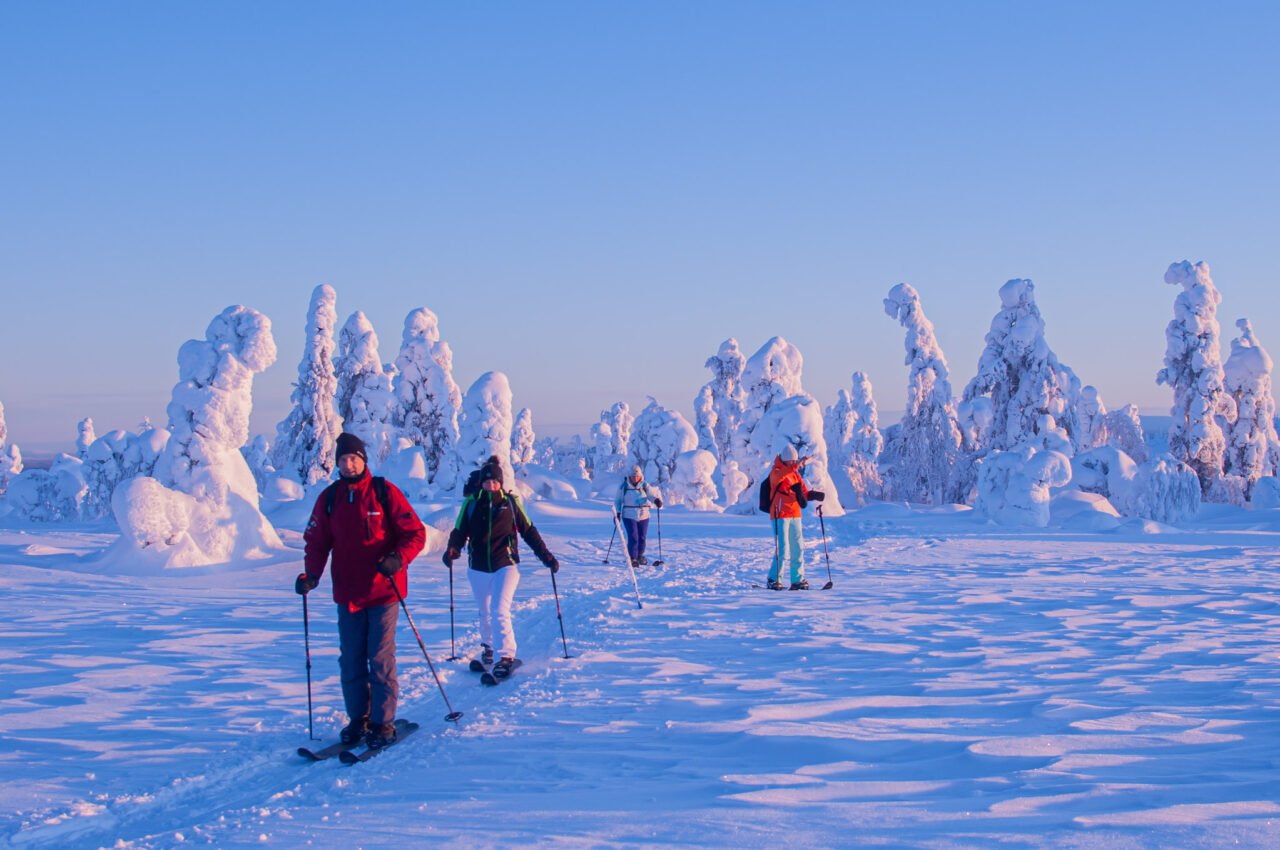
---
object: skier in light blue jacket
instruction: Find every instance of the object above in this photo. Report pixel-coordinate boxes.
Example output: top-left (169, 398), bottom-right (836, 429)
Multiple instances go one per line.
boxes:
top-left (614, 465), bottom-right (662, 565)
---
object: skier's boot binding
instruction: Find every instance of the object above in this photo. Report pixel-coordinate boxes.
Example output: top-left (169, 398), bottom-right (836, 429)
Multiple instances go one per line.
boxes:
top-left (480, 643), bottom-right (494, 666)
top-left (766, 579), bottom-right (783, 590)
top-left (340, 716), bottom-right (368, 745)
top-left (789, 580), bottom-right (810, 591)
top-left (493, 657), bottom-right (516, 680)
top-left (366, 722), bottom-right (398, 749)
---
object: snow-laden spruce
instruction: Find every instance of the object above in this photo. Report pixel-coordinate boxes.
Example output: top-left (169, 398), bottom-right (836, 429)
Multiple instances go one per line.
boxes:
top-left (391, 307), bottom-right (462, 492)
top-left (975, 447), bottom-right (1072, 527)
top-left (241, 434), bottom-right (274, 492)
top-left (76, 417), bottom-right (96, 458)
top-left (824, 371), bottom-right (884, 508)
top-left (81, 426), bottom-right (170, 519)
top-left (1073, 386), bottom-right (1150, 462)
top-left (881, 283), bottom-right (964, 504)
top-left (335, 310), bottom-right (397, 467)
top-left (1223, 318), bottom-right (1280, 501)
top-left (695, 338), bottom-right (747, 469)
top-left (1157, 261), bottom-right (1237, 499)
top-left (270, 284), bottom-right (342, 486)
top-left (7, 453), bottom-right (86, 521)
top-left (590, 401), bottom-right (633, 478)
top-left (731, 336), bottom-right (803, 499)
top-left (629, 399), bottom-right (698, 491)
top-left (511, 407), bottom-right (536, 469)
top-left (456, 371), bottom-right (517, 489)
top-left (113, 305), bottom-right (284, 567)
top-left (668, 449), bottom-right (720, 510)
top-left (962, 279), bottom-right (1082, 455)
top-left (0, 400), bottom-right (17, 497)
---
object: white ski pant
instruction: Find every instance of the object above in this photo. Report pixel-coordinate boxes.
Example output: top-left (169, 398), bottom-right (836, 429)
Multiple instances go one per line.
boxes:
top-left (769, 517), bottom-right (805, 584)
top-left (469, 565), bottom-right (521, 660)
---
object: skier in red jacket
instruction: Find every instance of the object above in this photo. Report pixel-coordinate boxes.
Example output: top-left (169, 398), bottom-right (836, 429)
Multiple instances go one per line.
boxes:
top-left (295, 433), bottom-right (426, 749)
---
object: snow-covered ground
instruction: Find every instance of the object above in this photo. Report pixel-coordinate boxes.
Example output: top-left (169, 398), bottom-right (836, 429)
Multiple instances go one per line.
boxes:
top-left (2, 499), bottom-right (1279, 849)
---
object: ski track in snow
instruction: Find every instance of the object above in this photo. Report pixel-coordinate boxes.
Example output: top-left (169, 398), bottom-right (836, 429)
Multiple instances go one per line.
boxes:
top-left (1, 506), bottom-right (1280, 849)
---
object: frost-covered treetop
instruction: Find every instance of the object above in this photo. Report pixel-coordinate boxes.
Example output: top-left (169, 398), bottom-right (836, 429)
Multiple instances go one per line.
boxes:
top-left (1225, 318), bottom-right (1273, 388)
top-left (0, 399), bottom-right (7, 449)
top-left (706, 338), bottom-right (746, 382)
top-left (742, 336), bottom-right (804, 403)
top-left (884, 283), bottom-right (951, 377)
top-left (883, 282), bottom-right (955, 411)
top-left (159, 305), bottom-right (278, 495)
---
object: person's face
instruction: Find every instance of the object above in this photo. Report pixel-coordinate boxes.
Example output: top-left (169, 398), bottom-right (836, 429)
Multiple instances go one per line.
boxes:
top-left (338, 453), bottom-right (367, 478)
top-left (482, 477), bottom-right (501, 493)
top-left (630, 472), bottom-right (642, 484)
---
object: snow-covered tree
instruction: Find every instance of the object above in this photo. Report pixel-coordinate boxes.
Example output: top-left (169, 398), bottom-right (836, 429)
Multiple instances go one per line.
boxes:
top-left (974, 447), bottom-right (1072, 527)
top-left (7, 454), bottom-right (86, 521)
top-left (511, 408), bottom-right (536, 468)
top-left (392, 307), bottom-right (462, 491)
top-left (1076, 386), bottom-right (1107, 452)
top-left (962, 279), bottom-right (1083, 456)
top-left (719, 459), bottom-right (748, 508)
top-left (881, 283), bottom-right (964, 504)
top-left (733, 336), bottom-right (804, 496)
top-left (824, 372), bottom-right (884, 507)
top-left (457, 371), bottom-right (516, 487)
top-left (1223, 318), bottom-right (1280, 500)
top-left (1104, 404), bottom-right (1148, 463)
top-left (590, 402), bottom-right (633, 477)
top-left (1123, 453), bottom-right (1201, 525)
top-left (82, 430), bottom-right (132, 518)
top-left (113, 305), bottom-right (283, 567)
top-left (696, 339), bottom-right (747, 467)
top-left (0, 444), bottom-right (20, 497)
top-left (271, 284), bottom-right (342, 486)
top-left (241, 434), bottom-right (274, 492)
top-left (0, 401), bottom-right (16, 497)
top-left (335, 310), bottom-right (396, 466)
top-left (629, 399), bottom-right (698, 490)
top-left (1156, 260), bottom-right (1237, 498)
top-left (76, 417), bottom-right (96, 458)
top-left (668, 449), bottom-right (720, 510)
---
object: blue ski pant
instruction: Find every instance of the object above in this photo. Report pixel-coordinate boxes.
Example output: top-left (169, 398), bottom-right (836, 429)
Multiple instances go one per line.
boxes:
top-left (623, 517), bottom-right (649, 561)
top-left (769, 516), bottom-right (805, 584)
top-left (337, 602), bottom-right (399, 726)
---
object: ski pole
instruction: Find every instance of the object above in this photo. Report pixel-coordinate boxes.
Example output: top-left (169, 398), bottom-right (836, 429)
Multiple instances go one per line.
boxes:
top-left (652, 505), bottom-right (664, 567)
top-left (445, 563), bottom-right (460, 661)
top-left (603, 514), bottom-right (617, 564)
top-left (817, 505), bottom-right (834, 590)
top-left (302, 592), bottom-right (318, 740)
top-left (611, 511), bottom-right (644, 609)
top-left (549, 568), bottom-right (573, 659)
top-left (390, 580), bottom-right (463, 724)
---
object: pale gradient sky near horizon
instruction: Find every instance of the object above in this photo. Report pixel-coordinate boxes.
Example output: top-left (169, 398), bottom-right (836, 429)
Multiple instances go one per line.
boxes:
top-left (3, 2), bottom-right (1278, 452)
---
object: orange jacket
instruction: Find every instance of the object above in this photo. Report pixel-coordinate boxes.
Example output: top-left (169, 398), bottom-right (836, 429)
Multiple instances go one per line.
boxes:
top-left (767, 456), bottom-right (810, 519)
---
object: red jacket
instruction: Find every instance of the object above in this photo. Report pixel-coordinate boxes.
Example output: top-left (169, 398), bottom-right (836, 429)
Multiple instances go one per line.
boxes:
top-left (767, 456), bottom-right (810, 519)
top-left (303, 471), bottom-right (426, 611)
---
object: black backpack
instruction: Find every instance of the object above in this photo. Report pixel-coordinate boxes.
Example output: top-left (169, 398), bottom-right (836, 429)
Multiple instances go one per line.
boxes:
top-left (758, 476), bottom-right (773, 513)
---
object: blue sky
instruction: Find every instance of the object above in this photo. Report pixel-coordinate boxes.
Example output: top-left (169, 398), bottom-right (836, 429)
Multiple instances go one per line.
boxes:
top-left (3, 2), bottom-right (1277, 451)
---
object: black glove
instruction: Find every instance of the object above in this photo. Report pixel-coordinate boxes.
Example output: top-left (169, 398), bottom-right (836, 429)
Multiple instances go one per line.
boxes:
top-left (295, 572), bottom-right (319, 595)
top-left (377, 553), bottom-right (403, 577)
top-left (443, 547), bottom-right (461, 568)
top-left (615, 512), bottom-right (622, 522)
top-left (807, 490), bottom-right (825, 502)
top-left (546, 557), bottom-right (560, 575)
top-left (654, 498), bottom-right (663, 509)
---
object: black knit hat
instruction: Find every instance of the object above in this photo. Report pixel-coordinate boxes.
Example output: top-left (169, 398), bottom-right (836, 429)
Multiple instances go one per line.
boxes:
top-left (479, 455), bottom-right (504, 486)
top-left (335, 433), bottom-right (368, 463)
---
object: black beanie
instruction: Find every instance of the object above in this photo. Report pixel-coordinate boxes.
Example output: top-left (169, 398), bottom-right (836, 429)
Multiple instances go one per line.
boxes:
top-left (479, 455), bottom-right (504, 486)
top-left (335, 433), bottom-right (368, 463)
